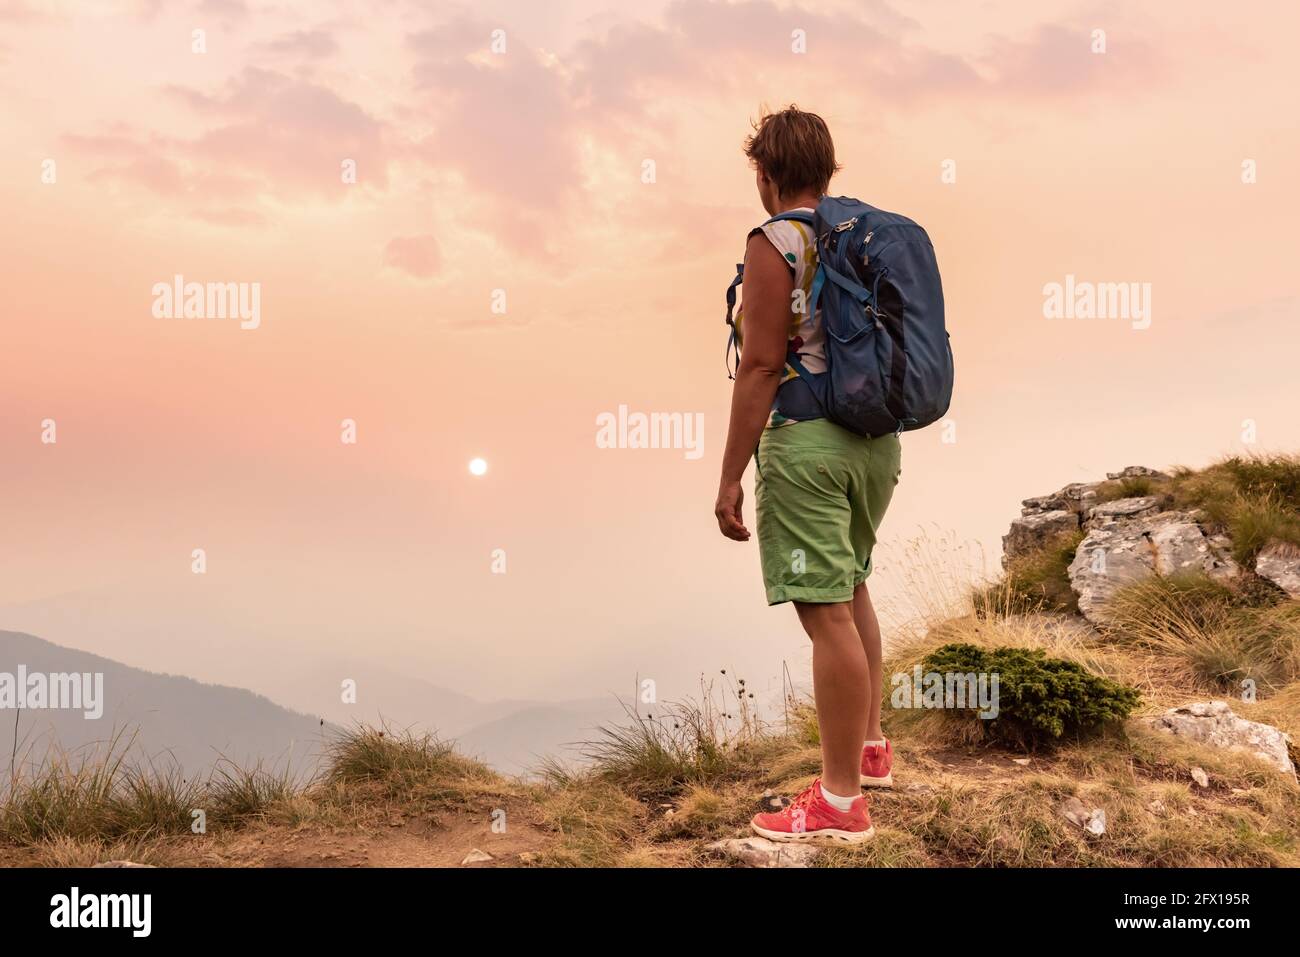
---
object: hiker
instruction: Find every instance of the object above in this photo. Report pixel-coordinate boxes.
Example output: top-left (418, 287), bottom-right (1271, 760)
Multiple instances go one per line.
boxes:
top-left (715, 106), bottom-right (952, 844)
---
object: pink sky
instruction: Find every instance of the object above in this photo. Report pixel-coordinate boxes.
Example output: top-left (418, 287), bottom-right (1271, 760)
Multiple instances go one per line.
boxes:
top-left (2, 0), bottom-right (1298, 710)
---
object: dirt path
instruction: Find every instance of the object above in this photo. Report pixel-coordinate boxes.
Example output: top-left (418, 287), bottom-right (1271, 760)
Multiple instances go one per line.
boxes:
top-left (0, 801), bottom-right (556, 868)
top-left (202, 808), bottom-right (553, 867)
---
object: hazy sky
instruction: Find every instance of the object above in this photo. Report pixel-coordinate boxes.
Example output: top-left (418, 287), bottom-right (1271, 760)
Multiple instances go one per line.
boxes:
top-left (2, 0), bottom-right (1298, 710)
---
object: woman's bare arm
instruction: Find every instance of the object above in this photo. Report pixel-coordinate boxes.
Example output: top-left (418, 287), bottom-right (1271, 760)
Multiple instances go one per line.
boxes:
top-left (715, 232), bottom-right (795, 540)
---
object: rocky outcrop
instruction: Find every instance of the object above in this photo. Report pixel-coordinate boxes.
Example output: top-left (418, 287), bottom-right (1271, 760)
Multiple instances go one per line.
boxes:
top-left (1002, 481), bottom-right (1103, 567)
top-left (1002, 466), bottom-right (1241, 623)
top-left (1141, 700), bottom-right (1296, 777)
top-left (1255, 542), bottom-right (1300, 598)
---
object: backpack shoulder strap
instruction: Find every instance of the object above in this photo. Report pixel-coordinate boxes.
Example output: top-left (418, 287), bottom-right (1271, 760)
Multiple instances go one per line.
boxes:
top-left (762, 209), bottom-right (816, 229)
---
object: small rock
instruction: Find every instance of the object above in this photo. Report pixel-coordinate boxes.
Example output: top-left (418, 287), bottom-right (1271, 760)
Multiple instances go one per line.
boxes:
top-left (759, 791), bottom-right (791, 812)
top-left (1147, 798), bottom-right (1166, 815)
top-left (1255, 542), bottom-right (1300, 598)
top-left (1060, 482), bottom-right (1102, 511)
top-left (1012, 757), bottom-right (1032, 766)
top-left (1142, 700), bottom-right (1296, 776)
top-left (461, 848), bottom-right (494, 865)
top-left (1022, 482), bottom-right (1101, 517)
top-left (1021, 493), bottom-right (1070, 514)
top-left (1106, 466), bottom-right (1169, 481)
top-left (1190, 766), bottom-right (1210, 788)
top-left (705, 836), bottom-right (821, 868)
top-left (92, 860), bottom-right (155, 868)
top-left (517, 851), bottom-right (540, 864)
top-left (1060, 796), bottom-right (1106, 835)
top-left (1087, 496), bottom-right (1164, 524)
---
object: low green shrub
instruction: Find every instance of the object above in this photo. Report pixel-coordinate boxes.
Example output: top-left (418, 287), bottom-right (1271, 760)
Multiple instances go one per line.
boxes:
top-left (919, 643), bottom-right (1141, 749)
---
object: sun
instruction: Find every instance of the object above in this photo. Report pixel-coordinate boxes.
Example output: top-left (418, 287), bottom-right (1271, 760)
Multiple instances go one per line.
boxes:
top-left (468, 457), bottom-right (488, 477)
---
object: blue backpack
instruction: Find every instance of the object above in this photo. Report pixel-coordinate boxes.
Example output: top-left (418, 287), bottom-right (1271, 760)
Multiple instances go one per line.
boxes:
top-left (725, 196), bottom-right (953, 438)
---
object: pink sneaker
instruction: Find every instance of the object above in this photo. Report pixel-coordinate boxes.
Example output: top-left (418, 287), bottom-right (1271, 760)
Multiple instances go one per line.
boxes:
top-left (860, 739), bottom-right (893, 788)
top-left (750, 778), bottom-right (875, 845)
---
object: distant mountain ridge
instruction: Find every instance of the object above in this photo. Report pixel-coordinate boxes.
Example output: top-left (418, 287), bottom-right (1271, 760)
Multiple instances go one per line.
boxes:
top-left (1, 630), bottom-right (331, 777)
top-left (0, 630), bottom-right (632, 776)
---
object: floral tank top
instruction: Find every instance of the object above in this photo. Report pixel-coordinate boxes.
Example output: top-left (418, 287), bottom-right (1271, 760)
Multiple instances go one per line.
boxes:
top-left (733, 208), bottom-right (827, 428)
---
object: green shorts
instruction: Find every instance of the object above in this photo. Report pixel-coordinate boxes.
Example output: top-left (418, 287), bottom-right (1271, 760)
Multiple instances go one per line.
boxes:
top-left (754, 418), bottom-right (901, 606)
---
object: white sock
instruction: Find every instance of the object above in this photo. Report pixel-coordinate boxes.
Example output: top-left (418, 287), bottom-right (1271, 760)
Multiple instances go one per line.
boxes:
top-left (864, 738), bottom-right (887, 748)
top-left (819, 782), bottom-right (857, 811)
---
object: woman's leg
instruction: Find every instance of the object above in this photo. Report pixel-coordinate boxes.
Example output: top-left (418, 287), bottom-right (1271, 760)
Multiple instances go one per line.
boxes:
top-left (853, 582), bottom-right (885, 741)
top-left (794, 599), bottom-right (869, 797)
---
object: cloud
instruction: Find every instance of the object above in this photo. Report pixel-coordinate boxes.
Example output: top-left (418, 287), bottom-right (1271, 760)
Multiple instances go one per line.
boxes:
top-left (0, 1), bottom-right (42, 23)
top-left (382, 234), bottom-right (442, 279)
top-left (984, 23), bottom-right (1162, 96)
top-left (170, 67), bottom-right (391, 195)
top-left (194, 0), bottom-right (248, 24)
top-left (189, 206), bottom-right (267, 227)
top-left (61, 65), bottom-right (393, 227)
top-left (563, 1), bottom-right (1163, 127)
top-left (255, 28), bottom-right (339, 60)
top-left (567, 0), bottom-right (981, 121)
top-left (406, 18), bottom-right (580, 213)
top-left (53, 1), bottom-right (1167, 250)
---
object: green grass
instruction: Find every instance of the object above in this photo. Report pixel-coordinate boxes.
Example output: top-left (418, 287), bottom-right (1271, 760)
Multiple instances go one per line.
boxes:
top-left (530, 763), bottom-right (646, 867)
top-left (572, 671), bottom-right (790, 802)
top-left (1168, 454), bottom-right (1300, 563)
top-left (206, 760), bottom-right (301, 825)
top-left (1103, 573), bottom-right (1296, 691)
top-left (322, 724), bottom-right (504, 809)
top-left (0, 735), bottom-right (200, 845)
top-left (1092, 475), bottom-right (1163, 504)
top-left (975, 530), bottom-right (1083, 616)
